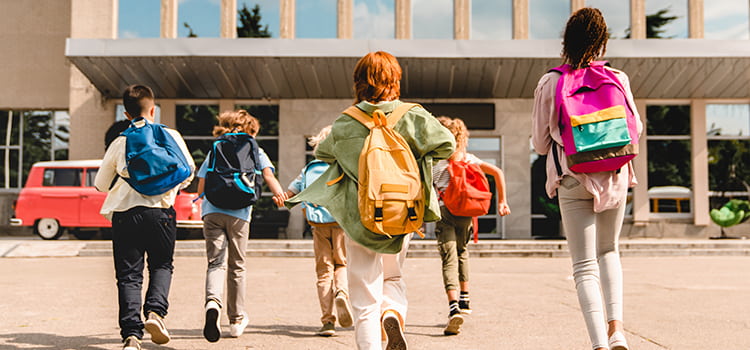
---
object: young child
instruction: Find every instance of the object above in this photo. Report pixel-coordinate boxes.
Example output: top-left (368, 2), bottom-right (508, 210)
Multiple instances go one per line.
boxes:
top-left (286, 51), bottom-right (455, 350)
top-left (275, 125), bottom-right (353, 337)
top-left (95, 85), bottom-right (195, 350)
top-left (196, 109), bottom-right (287, 342)
top-left (432, 116), bottom-right (511, 336)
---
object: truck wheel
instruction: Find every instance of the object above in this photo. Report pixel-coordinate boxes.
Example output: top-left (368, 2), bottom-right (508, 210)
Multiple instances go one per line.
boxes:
top-left (34, 218), bottom-right (63, 240)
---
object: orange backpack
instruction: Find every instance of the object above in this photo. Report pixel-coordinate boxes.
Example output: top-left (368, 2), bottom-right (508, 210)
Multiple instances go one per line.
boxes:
top-left (341, 104), bottom-right (425, 238)
top-left (441, 158), bottom-right (492, 217)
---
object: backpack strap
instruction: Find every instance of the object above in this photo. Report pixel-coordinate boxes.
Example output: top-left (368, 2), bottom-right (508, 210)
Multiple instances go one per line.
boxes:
top-left (343, 103), bottom-right (420, 129)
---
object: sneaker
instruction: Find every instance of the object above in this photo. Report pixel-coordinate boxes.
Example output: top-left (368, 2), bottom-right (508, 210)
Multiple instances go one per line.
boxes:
top-left (317, 322), bottom-right (335, 337)
top-left (443, 313), bottom-right (464, 336)
top-left (458, 299), bottom-right (472, 315)
top-left (229, 314), bottom-right (249, 338)
top-left (609, 331), bottom-right (629, 350)
top-left (144, 312), bottom-right (170, 345)
top-left (203, 300), bottom-right (221, 342)
top-left (334, 291), bottom-right (353, 328)
top-left (382, 311), bottom-right (407, 350)
top-left (122, 336), bottom-right (141, 350)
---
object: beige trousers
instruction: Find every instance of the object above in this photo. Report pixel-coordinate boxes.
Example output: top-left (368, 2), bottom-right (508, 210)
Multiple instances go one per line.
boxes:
top-left (203, 213), bottom-right (249, 323)
top-left (312, 224), bottom-right (348, 324)
top-left (345, 233), bottom-right (411, 350)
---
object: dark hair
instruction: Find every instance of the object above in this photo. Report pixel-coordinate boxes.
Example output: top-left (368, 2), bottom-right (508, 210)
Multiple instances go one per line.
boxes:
top-left (353, 51), bottom-right (402, 103)
top-left (122, 84), bottom-right (155, 118)
top-left (104, 120), bottom-right (131, 150)
top-left (562, 7), bottom-right (608, 69)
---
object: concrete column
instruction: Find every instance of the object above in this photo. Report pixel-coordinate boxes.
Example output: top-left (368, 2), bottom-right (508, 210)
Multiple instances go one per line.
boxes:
top-left (337, 0), bottom-right (353, 39)
top-left (159, 100), bottom-right (177, 128)
top-left (512, 0), bottom-right (528, 39)
top-left (220, 0), bottom-right (237, 38)
top-left (688, 0), bottom-right (704, 38)
top-left (497, 99), bottom-right (532, 239)
top-left (454, 0), bottom-right (470, 40)
top-left (570, 0), bottom-right (585, 13)
top-left (69, 0), bottom-right (118, 160)
top-left (691, 99), bottom-right (709, 226)
top-left (630, 0), bottom-right (646, 39)
top-left (395, 0), bottom-right (411, 39)
top-left (219, 99), bottom-right (235, 114)
top-left (280, 0), bottom-right (295, 38)
top-left (161, 0), bottom-right (178, 38)
top-left (632, 99), bottom-right (650, 226)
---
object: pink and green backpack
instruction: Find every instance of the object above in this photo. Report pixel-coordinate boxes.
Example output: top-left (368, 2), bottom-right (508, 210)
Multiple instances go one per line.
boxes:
top-left (550, 61), bottom-right (639, 173)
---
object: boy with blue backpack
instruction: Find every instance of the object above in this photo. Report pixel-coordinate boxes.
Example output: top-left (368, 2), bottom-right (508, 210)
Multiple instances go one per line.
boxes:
top-left (276, 125), bottom-right (353, 337)
top-left (95, 84), bottom-right (195, 350)
top-left (196, 109), bottom-right (287, 343)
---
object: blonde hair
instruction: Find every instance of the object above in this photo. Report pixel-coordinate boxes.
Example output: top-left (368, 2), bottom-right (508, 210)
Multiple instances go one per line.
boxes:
top-left (437, 116), bottom-right (469, 152)
top-left (308, 125), bottom-right (332, 154)
top-left (213, 109), bottom-right (260, 137)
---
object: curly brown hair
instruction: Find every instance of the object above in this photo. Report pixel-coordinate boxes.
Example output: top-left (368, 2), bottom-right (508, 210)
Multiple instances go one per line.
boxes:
top-left (437, 116), bottom-right (468, 152)
top-left (213, 109), bottom-right (260, 137)
top-left (353, 51), bottom-right (402, 103)
top-left (562, 7), bottom-right (608, 69)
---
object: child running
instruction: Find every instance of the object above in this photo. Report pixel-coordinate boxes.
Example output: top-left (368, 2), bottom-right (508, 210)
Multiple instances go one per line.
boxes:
top-left (196, 109), bottom-right (287, 342)
top-left (286, 51), bottom-right (455, 350)
top-left (275, 125), bottom-right (353, 337)
top-left (433, 116), bottom-right (511, 336)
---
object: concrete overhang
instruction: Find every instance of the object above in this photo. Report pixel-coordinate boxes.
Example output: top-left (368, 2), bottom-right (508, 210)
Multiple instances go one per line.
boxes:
top-left (65, 38), bottom-right (750, 100)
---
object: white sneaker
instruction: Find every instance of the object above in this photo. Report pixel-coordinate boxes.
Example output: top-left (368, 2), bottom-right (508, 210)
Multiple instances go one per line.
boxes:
top-left (203, 300), bottom-right (221, 342)
top-left (382, 312), bottom-right (407, 350)
top-left (609, 331), bottom-right (629, 350)
top-left (229, 314), bottom-right (249, 338)
top-left (335, 291), bottom-right (353, 328)
top-left (144, 312), bottom-right (170, 345)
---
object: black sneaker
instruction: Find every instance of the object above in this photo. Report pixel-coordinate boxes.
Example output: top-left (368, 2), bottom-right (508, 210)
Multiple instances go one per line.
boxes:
top-left (203, 300), bottom-right (221, 342)
top-left (144, 312), bottom-right (170, 345)
top-left (458, 299), bottom-right (472, 315)
top-left (444, 302), bottom-right (464, 336)
top-left (317, 322), bottom-right (335, 337)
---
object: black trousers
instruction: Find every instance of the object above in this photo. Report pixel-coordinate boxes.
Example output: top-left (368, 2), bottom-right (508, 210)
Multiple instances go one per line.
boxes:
top-left (112, 206), bottom-right (176, 340)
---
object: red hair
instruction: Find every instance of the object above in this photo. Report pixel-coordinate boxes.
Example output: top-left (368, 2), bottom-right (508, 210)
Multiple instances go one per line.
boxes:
top-left (353, 51), bottom-right (402, 103)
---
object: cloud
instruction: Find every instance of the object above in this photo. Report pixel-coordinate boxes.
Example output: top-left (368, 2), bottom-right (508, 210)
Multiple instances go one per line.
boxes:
top-left (705, 21), bottom-right (750, 39)
top-left (412, 0), bottom-right (453, 39)
top-left (120, 30), bottom-right (139, 39)
top-left (353, 0), bottom-right (395, 39)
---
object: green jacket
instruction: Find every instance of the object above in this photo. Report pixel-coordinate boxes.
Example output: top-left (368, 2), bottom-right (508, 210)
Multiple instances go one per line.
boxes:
top-left (286, 100), bottom-right (455, 254)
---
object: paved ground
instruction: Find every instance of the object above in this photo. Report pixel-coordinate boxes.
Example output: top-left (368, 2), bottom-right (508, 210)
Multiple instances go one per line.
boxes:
top-left (0, 255), bottom-right (748, 350)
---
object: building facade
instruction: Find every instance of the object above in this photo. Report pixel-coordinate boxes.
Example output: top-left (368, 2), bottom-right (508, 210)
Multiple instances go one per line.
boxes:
top-left (2, 0), bottom-right (750, 239)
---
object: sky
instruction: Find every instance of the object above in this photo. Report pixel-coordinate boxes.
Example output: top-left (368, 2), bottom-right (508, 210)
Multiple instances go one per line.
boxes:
top-left (118, 0), bottom-right (750, 40)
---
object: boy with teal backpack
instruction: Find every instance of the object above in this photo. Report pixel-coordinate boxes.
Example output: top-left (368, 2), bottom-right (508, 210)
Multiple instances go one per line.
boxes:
top-left (276, 125), bottom-right (353, 337)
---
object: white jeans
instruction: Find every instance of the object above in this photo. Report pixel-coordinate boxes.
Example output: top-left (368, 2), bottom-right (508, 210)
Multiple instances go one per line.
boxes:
top-left (558, 176), bottom-right (625, 350)
top-left (345, 233), bottom-right (411, 350)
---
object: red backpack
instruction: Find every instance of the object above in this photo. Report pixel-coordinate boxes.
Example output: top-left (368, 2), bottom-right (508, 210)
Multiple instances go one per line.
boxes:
top-left (441, 159), bottom-right (492, 217)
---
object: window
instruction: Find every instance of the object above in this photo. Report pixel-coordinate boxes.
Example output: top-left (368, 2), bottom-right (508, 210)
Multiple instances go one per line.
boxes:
top-left (85, 168), bottom-right (99, 187)
top-left (296, 0), bottom-right (337, 38)
top-left (0, 110), bottom-right (69, 189)
top-left (705, 0), bottom-right (750, 39)
top-left (116, 105), bottom-right (162, 123)
top-left (468, 137), bottom-right (504, 238)
top-left (471, 0), bottom-right (512, 40)
top-left (647, 104), bottom-right (691, 214)
top-left (412, 0), bottom-right (453, 39)
top-left (529, 0), bottom-right (569, 39)
top-left (354, 0), bottom-right (395, 39)
top-left (421, 103), bottom-right (495, 130)
top-left (43, 168), bottom-right (82, 187)
top-left (587, 0), bottom-right (630, 38)
top-left (707, 104), bottom-right (750, 209)
top-left (118, 0), bottom-right (160, 38)
top-left (646, 0), bottom-right (688, 38)
top-left (238, 1), bottom-right (279, 38)
top-left (176, 104), bottom-right (220, 169)
top-left (179, 0), bottom-right (220, 38)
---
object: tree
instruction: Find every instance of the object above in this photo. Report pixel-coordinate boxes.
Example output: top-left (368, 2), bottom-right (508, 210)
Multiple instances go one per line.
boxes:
top-left (237, 3), bottom-right (271, 38)
top-left (184, 22), bottom-right (198, 38)
top-left (625, 8), bottom-right (679, 39)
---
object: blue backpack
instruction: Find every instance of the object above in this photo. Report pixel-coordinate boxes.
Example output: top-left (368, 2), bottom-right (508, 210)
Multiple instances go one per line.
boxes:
top-left (121, 118), bottom-right (192, 196)
top-left (204, 133), bottom-right (263, 209)
top-left (301, 160), bottom-right (336, 225)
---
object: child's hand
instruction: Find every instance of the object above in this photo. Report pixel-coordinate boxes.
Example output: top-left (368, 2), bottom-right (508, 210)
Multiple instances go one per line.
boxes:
top-left (272, 192), bottom-right (289, 207)
top-left (497, 202), bottom-right (511, 216)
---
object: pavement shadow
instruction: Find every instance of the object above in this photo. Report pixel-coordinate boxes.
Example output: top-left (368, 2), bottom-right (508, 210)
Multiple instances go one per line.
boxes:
top-left (0, 332), bottom-right (177, 350)
top-left (248, 324), bottom-right (346, 338)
